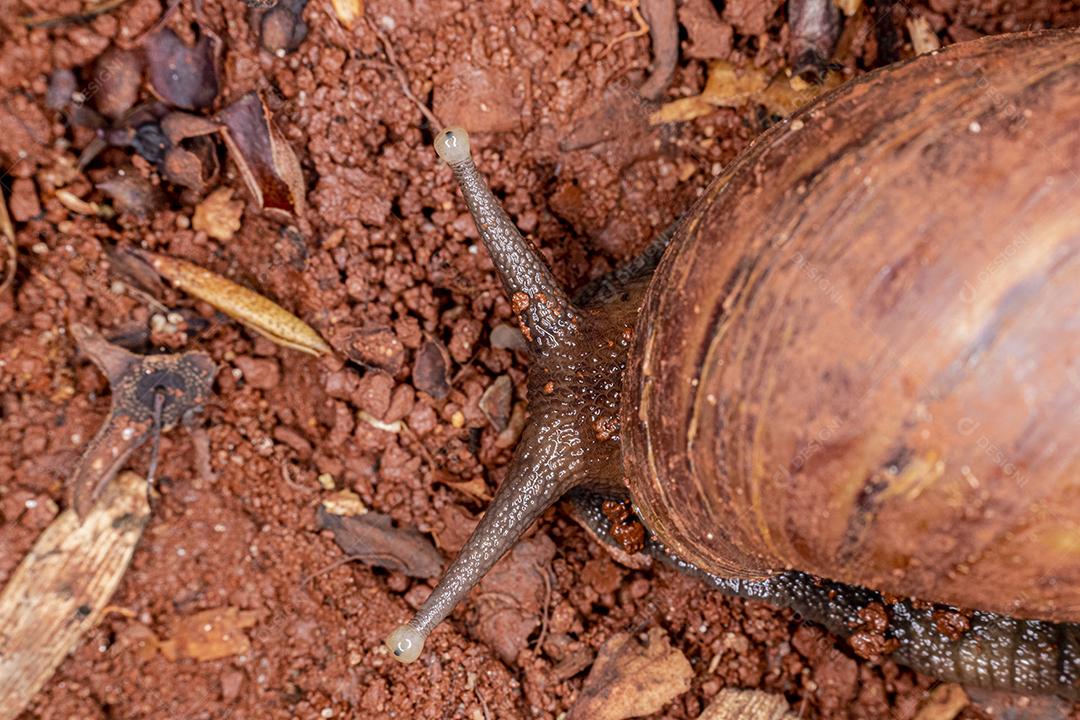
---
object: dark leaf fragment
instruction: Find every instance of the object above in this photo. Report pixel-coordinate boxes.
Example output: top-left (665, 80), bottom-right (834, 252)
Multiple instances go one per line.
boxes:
top-left (317, 506), bottom-right (444, 579)
top-left (145, 27), bottom-right (220, 110)
top-left (217, 92), bottom-right (306, 219)
top-left (412, 339), bottom-right (451, 399)
top-left (68, 325), bottom-right (217, 518)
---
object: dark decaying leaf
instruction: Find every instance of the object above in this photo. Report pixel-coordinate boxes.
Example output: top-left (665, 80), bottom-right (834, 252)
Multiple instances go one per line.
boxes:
top-left (217, 92), bottom-right (305, 219)
top-left (97, 172), bottom-right (163, 216)
top-left (479, 375), bottom-right (513, 431)
top-left (144, 27), bottom-right (220, 111)
top-left (316, 506), bottom-right (444, 579)
top-left (158, 111), bottom-right (224, 192)
top-left (68, 325), bottom-right (217, 517)
top-left (412, 339), bottom-right (451, 399)
top-left (161, 111), bottom-right (222, 143)
top-left (260, 1), bottom-right (309, 55)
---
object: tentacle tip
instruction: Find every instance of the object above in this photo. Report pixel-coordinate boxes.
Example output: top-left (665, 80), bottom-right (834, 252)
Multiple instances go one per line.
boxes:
top-left (434, 127), bottom-right (471, 165)
top-left (385, 623), bottom-right (425, 664)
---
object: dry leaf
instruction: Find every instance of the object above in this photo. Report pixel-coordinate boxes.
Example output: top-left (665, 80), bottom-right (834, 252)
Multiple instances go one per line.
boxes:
top-left (0, 186), bottom-right (14, 295)
top-left (134, 250), bottom-right (332, 356)
top-left (97, 173), bottom-right (163, 217)
top-left (144, 27), bottom-right (220, 111)
top-left (650, 62), bottom-right (768, 123)
top-left (568, 628), bottom-right (693, 720)
top-left (161, 112), bottom-right (223, 143)
top-left (193, 187), bottom-right (244, 240)
top-left (479, 375), bottom-right (513, 431)
top-left (217, 92), bottom-right (306, 220)
top-left (158, 607), bottom-right (258, 662)
top-left (0, 472), bottom-right (149, 720)
top-left (650, 61), bottom-right (843, 124)
top-left (913, 684), bottom-right (969, 720)
top-left (699, 689), bottom-right (796, 720)
top-left (473, 534), bottom-right (555, 665)
top-left (331, 0), bottom-right (363, 29)
top-left (438, 475), bottom-right (491, 502)
top-left (758, 71), bottom-right (844, 117)
top-left (317, 506), bottom-right (444, 579)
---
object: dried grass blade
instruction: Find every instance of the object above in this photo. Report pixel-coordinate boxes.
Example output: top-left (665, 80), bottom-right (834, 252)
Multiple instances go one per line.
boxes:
top-left (0, 472), bottom-right (149, 720)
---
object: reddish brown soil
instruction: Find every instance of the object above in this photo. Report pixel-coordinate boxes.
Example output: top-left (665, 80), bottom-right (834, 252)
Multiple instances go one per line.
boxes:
top-left (1, 0), bottom-right (1078, 719)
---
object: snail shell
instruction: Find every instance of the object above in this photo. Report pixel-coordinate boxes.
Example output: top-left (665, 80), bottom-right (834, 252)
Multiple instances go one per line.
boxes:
top-left (625, 29), bottom-right (1080, 622)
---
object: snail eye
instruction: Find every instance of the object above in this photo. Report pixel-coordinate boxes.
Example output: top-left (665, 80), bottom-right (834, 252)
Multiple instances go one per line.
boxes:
top-left (385, 624), bottom-right (424, 664)
top-left (434, 127), bottom-right (471, 165)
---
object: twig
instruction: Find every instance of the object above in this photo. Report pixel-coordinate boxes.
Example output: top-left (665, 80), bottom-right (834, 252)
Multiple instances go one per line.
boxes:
top-left (534, 561), bottom-right (553, 656)
top-left (475, 689), bottom-right (492, 720)
top-left (145, 389), bottom-right (166, 486)
top-left (365, 17), bottom-right (442, 128)
top-left (19, 0), bottom-right (132, 28)
top-left (599, 0), bottom-right (650, 59)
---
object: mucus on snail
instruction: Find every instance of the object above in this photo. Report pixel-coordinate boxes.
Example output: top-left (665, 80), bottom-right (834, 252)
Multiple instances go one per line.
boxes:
top-left (386, 29), bottom-right (1080, 698)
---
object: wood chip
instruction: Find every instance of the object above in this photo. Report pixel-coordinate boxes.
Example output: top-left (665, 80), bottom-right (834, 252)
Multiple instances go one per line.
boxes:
top-left (699, 689), bottom-right (796, 720)
top-left (134, 250), bottom-right (332, 356)
top-left (0, 472), bottom-right (150, 720)
top-left (906, 16), bottom-right (942, 56)
top-left (567, 628), bottom-right (693, 720)
top-left (158, 607), bottom-right (259, 662)
top-left (331, 0), bottom-right (363, 30)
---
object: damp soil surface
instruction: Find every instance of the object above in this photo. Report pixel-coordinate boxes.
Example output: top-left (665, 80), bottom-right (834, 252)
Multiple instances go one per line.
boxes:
top-left (1, 0), bottom-right (1079, 718)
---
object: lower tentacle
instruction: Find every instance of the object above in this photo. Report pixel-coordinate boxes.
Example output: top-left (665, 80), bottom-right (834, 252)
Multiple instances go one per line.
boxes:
top-left (572, 493), bottom-right (1080, 699)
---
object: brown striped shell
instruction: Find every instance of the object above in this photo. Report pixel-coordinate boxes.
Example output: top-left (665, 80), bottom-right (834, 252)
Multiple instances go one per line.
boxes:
top-left (623, 29), bottom-right (1080, 623)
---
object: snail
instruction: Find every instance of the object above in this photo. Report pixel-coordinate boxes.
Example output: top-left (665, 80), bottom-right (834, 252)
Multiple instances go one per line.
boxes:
top-left (385, 28), bottom-right (1080, 697)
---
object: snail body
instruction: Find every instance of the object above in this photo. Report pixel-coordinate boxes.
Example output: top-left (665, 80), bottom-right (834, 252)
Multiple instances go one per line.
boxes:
top-left (387, 29), bottom-right (1080, 697)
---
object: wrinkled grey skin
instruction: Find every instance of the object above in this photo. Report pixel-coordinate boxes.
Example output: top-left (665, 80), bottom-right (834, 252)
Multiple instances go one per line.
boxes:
top-left (386, 127), bottom-right (1080, 700)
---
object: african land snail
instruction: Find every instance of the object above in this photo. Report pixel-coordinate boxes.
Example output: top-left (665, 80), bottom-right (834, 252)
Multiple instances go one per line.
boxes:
top-left (386, 29), bottom-right (1080, 697)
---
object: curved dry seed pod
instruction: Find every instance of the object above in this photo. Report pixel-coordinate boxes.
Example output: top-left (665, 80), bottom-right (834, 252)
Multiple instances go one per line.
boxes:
top-left (134, 250), bottom-right (331, 356)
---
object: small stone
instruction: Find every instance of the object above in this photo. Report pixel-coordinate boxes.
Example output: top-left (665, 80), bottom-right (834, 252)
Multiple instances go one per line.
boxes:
top-left (451, 411), bottom-right (465, 428)
top-left (354, 371), bottom-right (393, 418)
top-left (317, 473), bottom-right (335, 490)
top-left (8, 178), bottom-right (41, 222)
top-left (234, 356), bottom-right (280, 391)
top-left (490, 323), bottom-right (527, 352)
